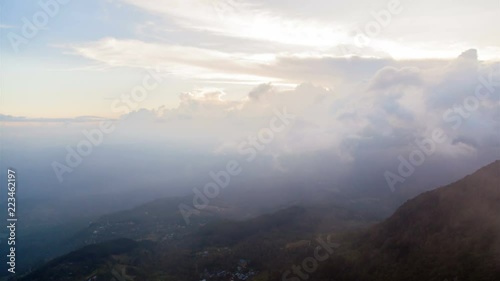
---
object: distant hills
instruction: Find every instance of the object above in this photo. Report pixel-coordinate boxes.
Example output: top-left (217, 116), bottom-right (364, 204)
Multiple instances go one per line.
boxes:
top-left (17, 161), bottom-right (500, 281)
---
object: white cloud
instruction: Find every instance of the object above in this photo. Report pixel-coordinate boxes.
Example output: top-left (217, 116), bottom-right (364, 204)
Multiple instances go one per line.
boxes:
top-left (69, 37), bottom-right (278, 83)
top-left (115, 0), bottom-right (500, 60)
top-left (74, 37), bottom-right (494, 90)
top-left (121, 0), bottom-right (350, 49)
top-left (103, 51), bottom-right (500, 163)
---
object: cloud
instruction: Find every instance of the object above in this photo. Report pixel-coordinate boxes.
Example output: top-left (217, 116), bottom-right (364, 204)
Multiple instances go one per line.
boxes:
top-left (0, 114), bottom-right (112, 123)
top-left (112, 0), bottom-right (500, 60)
top-left (369, 66), bottom-right (422, 90)
top-left (70, 37), bottom-right (470, 89)
top-left (248, 83), bottom-right (273, 101)
top-left (102, 51), bottom-right (499, 164)
top-left (120, 0), bottom-right (349, 49)
top-left (5, 50), bottom-right (499, 195)
top-left (69, 37), bottom-right (277, 83)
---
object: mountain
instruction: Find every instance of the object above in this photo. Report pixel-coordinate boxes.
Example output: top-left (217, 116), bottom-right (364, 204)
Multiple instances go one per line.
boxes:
top-left (315, 160), bottom-right (500, 281)
top-left (17, 201), bottom-right (376, 280)
top-left (17, 161), bottom-right (500, 281)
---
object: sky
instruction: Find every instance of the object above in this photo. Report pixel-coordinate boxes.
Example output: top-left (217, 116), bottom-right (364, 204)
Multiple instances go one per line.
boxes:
top-left (0, 0), bottom-right (499, 202)
top-left (1, 0), bottom-right (500, 118)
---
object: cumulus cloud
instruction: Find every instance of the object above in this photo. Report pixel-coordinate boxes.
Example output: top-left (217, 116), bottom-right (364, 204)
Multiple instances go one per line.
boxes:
top-left (369, 66), bottom-right (422, 90)
top-left (89, 51), bottom-right (500, 167)
top-left (3, 50), bottom-right (499, 196)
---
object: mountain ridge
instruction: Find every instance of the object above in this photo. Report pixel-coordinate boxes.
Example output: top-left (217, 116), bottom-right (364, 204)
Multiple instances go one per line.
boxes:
top-left (17, 160), bottom-right (500, 281)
